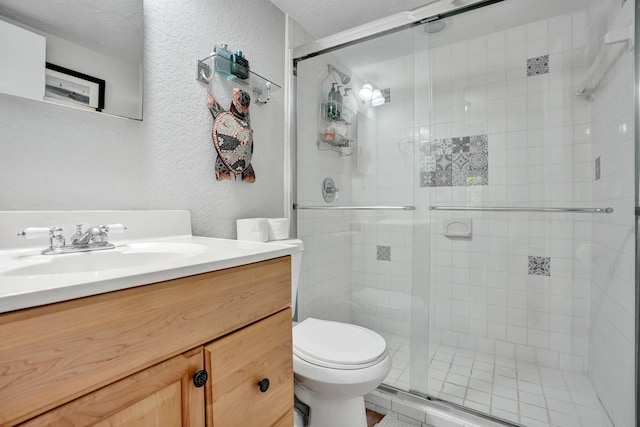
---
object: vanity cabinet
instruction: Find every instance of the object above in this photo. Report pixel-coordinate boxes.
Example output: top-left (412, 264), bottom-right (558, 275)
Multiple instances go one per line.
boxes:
top-left (0, 256), bottom-right (293, 427)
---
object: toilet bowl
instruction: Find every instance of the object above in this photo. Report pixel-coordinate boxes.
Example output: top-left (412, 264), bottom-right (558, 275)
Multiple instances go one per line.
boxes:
top-left (293, 318), bottom-right (392, 427)
top-left (278, 239), bottom-right (392, 427)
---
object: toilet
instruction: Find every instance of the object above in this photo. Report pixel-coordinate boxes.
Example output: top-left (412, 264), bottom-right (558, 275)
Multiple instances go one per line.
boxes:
top-left (279, 239), bottom-right (392, 427)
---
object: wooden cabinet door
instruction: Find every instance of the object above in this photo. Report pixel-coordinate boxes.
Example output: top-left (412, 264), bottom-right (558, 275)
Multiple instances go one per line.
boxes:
top-left (20, 348), bottom-right (205, 426)
top-left (272, 410), bottom-right (294, 427)
top-left (205, 308), bottom-right (293, 427)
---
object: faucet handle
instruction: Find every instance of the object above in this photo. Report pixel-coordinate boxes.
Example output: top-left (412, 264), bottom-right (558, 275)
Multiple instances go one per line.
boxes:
top-left (17, 227), bottom-right (51, 239)
top-left (18, 226), bottom-right (65, 249)
top-left (103, 224), bottom-right (126, 233)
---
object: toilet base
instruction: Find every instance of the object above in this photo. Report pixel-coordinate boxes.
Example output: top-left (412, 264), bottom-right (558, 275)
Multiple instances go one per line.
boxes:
top-left (295, 383), bottom-right (367, 427)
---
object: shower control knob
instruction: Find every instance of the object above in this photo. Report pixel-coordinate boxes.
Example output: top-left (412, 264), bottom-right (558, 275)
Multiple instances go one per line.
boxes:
top-left (193, 370), bottom-right (209, 387)
top-left (258, 378), bottom-right (270, 392)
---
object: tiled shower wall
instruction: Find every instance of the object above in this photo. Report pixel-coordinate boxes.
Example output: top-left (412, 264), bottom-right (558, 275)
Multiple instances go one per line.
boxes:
top-left (350, 53), bottom-right (417, 337)
top-left (293, 19), bottom-right (353, 323)
top-left (424, 9), bottom-right (595, 371)
top-left (587, 0), bottom-right (635, 425)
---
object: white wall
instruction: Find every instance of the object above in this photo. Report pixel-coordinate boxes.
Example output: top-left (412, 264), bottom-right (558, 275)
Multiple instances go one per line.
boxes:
top-left (588, 0), bottom-right (636, 425)
top-left (0, 0), bottom-right (286, 240)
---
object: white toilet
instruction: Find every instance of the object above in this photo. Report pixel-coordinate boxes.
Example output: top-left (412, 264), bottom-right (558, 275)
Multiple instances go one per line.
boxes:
top-left (280, 239), bottom-right (392, 427)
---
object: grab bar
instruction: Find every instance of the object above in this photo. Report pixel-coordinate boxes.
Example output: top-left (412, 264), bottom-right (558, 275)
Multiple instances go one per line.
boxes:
top-left (294, 204), bottom-right (415, 211)
top-left (428, 206), bottom-right (614, 214)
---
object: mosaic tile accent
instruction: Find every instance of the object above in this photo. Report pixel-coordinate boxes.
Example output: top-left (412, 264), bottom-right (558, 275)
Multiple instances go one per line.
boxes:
top-left (377, 245), bottom-right (391, 261)
top-left (527, 54), bottom-right (549, 76)
top-left (596, 157), bottom-right (601, 180)
top-left (420, 134), bottom-right (488, 187)
top-left (529, 256), bottom-right (551, 276)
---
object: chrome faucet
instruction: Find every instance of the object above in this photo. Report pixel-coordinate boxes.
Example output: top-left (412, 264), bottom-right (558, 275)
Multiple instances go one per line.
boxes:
top-left (71, 225), bottom-right (108, 246)
top-left (18, 224), bottom-right (126, 255)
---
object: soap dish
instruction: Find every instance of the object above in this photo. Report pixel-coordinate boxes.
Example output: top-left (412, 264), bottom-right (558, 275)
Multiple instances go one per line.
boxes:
top-left (443, 218), bottom-right (472, 238)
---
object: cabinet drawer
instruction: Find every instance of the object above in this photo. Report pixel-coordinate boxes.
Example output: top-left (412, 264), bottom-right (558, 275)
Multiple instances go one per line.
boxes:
top-left (205, 308), bottom-right (293, 427)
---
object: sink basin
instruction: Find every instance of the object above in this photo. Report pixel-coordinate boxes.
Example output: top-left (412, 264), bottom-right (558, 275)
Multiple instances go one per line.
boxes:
top-left (0, 242), bottom-right (208, 277)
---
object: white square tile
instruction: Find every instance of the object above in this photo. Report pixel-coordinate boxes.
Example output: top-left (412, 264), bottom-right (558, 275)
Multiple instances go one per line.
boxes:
top-left (543, 385), bottom-right (572, 402)
top-left (469, 378), bottom-right (492, 393)
top-left (549, 410), bottom-right (581, 427)
top-left (520, 402), bottom-right (549, 422)
top-left (526, 20), bottom-right (548, 40)
top-left (490, 408), bottom-right (519, 424)
top-left (506, 26), bottom-right (526, 45)
top-left (519, 390), bottom-right (546, 407)
top-left (493, 384), bottom-right (518, 400)
top-left (549, 13), bottom-right (572, 35)
top-left (442, 382), bottom-right (467, 399)
top-left (492, 395), bottom-right (518, 413)
top-left (519, 380), bottom-right (544, 395)
top-left (446, 373), bottom-right (469, 387)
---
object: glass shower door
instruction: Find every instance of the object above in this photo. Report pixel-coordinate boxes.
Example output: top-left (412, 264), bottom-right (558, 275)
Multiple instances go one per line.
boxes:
top-left (414, 0), bottom-right (635, 425)
top-left (294, 26), bottom-right (424, 393)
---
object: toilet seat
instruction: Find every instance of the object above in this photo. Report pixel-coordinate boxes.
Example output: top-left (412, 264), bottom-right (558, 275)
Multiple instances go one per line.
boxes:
top-left (293, 318), bottom-right (387, 370)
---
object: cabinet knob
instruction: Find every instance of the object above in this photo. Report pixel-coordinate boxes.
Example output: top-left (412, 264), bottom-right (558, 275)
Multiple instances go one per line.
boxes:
top-left (193, 370), bottom-right (209, 387)
top-left (258, 378), bottom-right (270, 393)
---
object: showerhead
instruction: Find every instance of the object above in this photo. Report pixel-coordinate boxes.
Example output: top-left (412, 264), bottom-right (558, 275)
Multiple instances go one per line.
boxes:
top-left (328, 64), bottom-right (351, 84)
top-left (423, 20), bottom-right (447, 33)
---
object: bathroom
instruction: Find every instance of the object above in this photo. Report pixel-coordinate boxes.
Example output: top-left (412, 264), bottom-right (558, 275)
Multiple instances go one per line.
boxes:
top-left (0, 0), bottom-right (636, 426)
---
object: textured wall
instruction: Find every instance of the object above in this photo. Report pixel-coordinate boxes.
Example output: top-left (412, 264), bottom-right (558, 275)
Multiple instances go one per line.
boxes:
top-left (0, 0), bottom-right (285, 239)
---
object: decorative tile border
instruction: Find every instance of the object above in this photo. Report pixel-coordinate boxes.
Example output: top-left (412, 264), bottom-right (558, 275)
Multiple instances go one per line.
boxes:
top-left (527, 54), bottom-right (549, 76)
top-left (377, 245), bottom-right (391, 261)
top-left (529, 256), bottom-right (551, 276)
top-left (420, 134), bottom-right (488, 187)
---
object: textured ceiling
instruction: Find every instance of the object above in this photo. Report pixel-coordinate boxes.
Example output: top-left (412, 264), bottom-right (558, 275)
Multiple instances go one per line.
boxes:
top-left (0, 0), bottom-right (143, 63)
top-left (270, 0), bottom-right (438, 38)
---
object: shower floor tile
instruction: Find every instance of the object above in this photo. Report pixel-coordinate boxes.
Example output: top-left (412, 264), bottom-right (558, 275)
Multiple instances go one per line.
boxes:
top-left (380, 334), bottom-right (613, 427)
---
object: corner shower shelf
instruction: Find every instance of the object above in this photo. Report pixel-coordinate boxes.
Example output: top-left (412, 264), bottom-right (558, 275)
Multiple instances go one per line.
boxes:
top-left (320, 103), bottom-right (353, 124)
top-left (196, 53), bottom-right (281, 105)
top-left (318, 133), bottom-right (352, 148)
top-left (317, 102), bottom-right (356, 156)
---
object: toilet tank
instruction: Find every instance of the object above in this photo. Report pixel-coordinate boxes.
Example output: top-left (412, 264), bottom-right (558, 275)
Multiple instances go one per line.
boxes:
top-left (275, 239), bottom-right (303, 318)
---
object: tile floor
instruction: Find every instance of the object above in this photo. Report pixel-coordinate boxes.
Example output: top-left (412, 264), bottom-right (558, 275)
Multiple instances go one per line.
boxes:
top-left (380, 333), bottom-right (613, 427)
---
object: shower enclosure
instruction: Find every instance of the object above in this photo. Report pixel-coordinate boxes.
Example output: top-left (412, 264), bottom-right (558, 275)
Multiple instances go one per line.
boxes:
top-left (292, 0), bottom-right (636, 426)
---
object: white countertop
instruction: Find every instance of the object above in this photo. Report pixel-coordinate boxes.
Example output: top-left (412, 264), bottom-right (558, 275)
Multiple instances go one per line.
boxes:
top-left (0, 235), bottom-right (297, 314)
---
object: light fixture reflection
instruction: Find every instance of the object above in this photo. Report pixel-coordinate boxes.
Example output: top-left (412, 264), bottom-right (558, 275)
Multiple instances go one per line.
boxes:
top-left (359, 83), bottom-right (373, 100)
top-left (371, 89), bottom-right (385, 106)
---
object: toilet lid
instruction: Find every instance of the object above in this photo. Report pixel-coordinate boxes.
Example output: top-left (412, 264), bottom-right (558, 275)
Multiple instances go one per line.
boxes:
top-left (293, 318), bottom-right (387, 369)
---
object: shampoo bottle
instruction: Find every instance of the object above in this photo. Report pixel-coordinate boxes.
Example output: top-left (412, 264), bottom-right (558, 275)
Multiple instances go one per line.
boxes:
top-left (231, 50), bottom-right (250, 80)
top-left (327, 83), bottom-right (337, 118)
top-left (213, 43), bottom-right (232, 74)
top-left (342, 87), bottom-right (357, 123)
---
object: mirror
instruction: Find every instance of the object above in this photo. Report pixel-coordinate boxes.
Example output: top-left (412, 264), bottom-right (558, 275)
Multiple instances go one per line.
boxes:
top-left (0, 0), bottom-right (143, 120)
